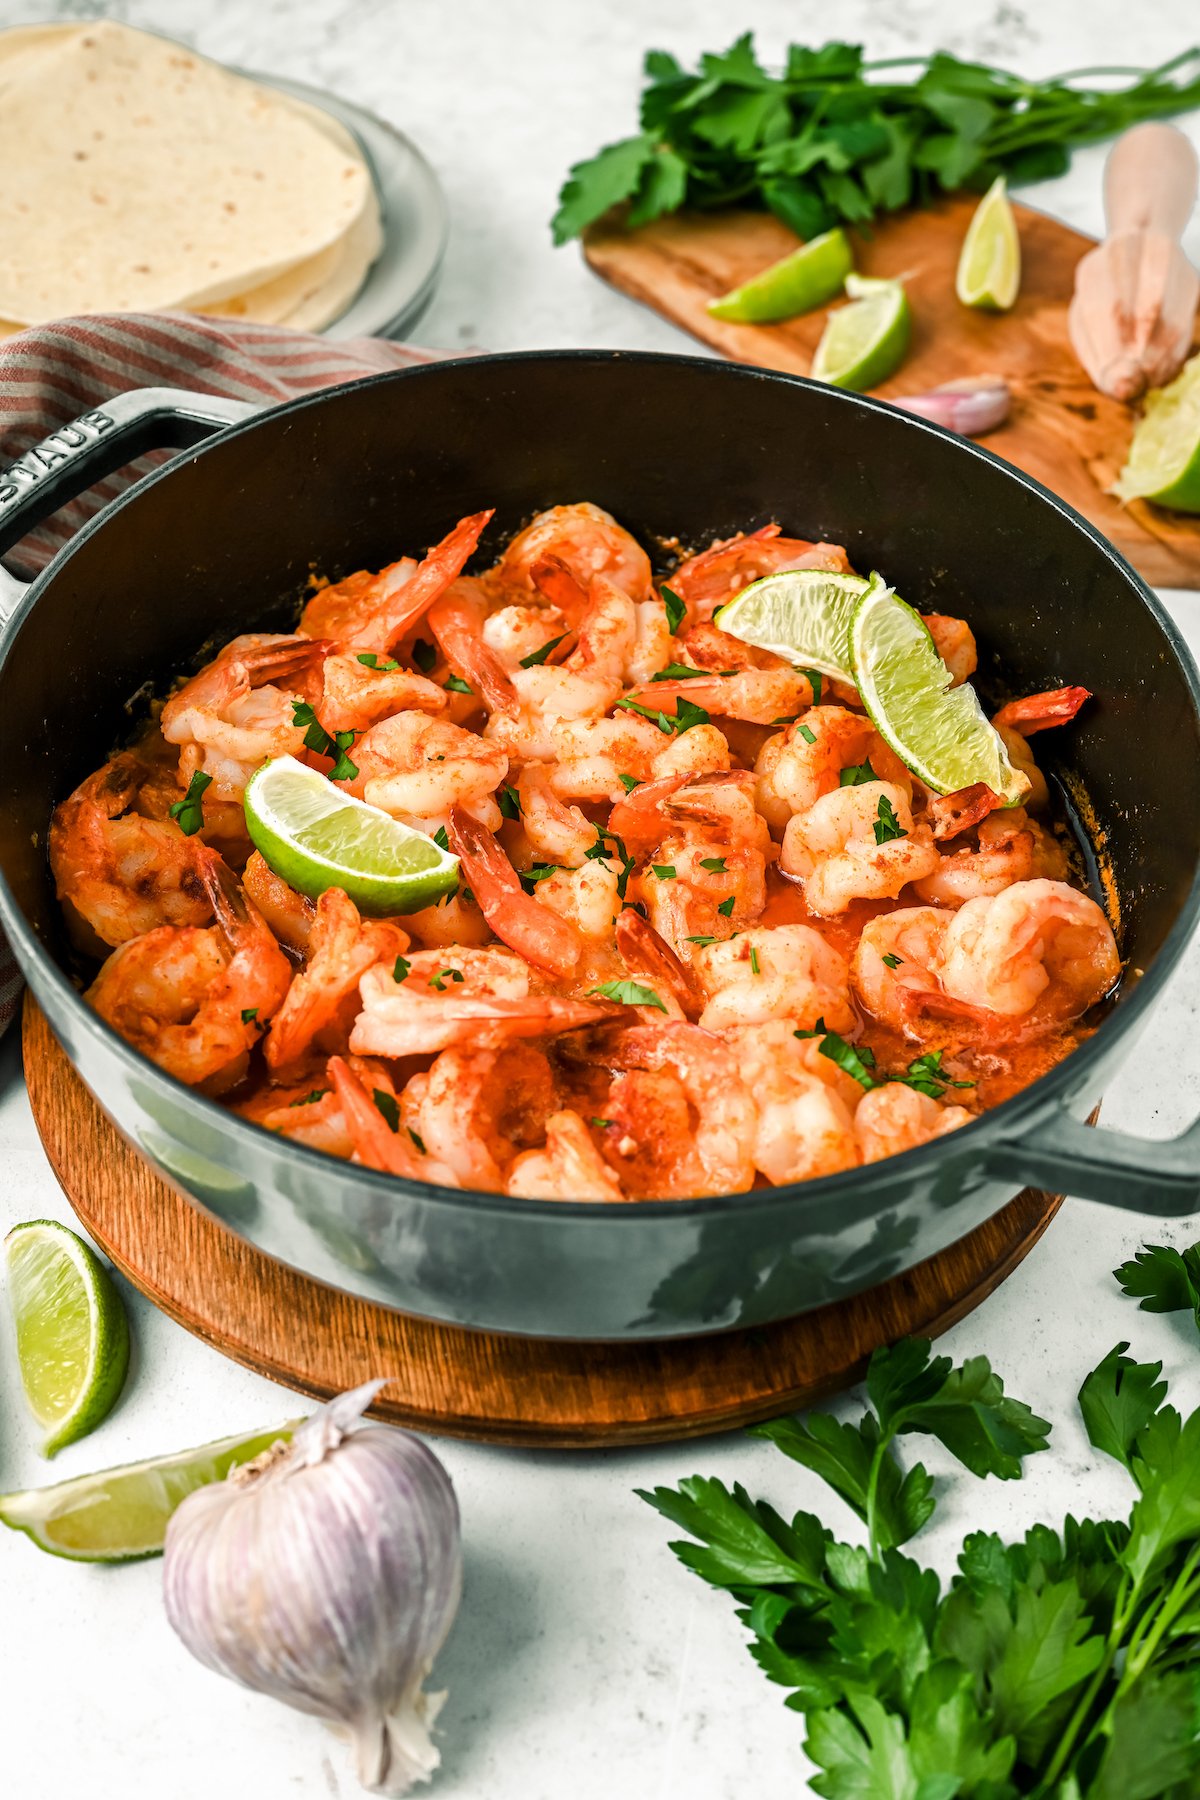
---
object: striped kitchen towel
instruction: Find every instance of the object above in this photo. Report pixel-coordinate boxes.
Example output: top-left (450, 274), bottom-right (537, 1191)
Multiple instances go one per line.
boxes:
top-left (0, 310), bottom-right (452, 1034)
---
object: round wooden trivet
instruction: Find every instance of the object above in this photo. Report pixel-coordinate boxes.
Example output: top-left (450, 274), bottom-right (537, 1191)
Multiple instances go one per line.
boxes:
top-left (23, 995), bottom-right (1063, 1448)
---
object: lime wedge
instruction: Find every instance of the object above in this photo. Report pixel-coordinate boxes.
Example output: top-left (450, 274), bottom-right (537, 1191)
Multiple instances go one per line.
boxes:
top-left (0, 1420), bottom-right (299, 1560)
top-left (707, 228), bottom-right (854, 323)
top-left (1113, 353), bottom-right (1200, 513)
top-left (849, 575), bottom-right (1028, 803)
top-left (5, 1220), bottom-right (130, 1458)
top-left (956, 177), bottom-right (1020, 311)
top-left (714, 569), bottom-right (868, 682)
top-left (244, 755), bottom-right (458, 916)
top-left (811, 274), bottom-right (910, 391)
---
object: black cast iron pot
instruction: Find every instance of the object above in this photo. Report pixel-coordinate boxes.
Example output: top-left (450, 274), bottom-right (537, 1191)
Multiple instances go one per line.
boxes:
top-left (1, 352), bottom-right (1198, 1341)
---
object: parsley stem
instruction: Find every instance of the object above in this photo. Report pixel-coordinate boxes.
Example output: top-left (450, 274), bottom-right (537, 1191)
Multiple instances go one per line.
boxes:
top-left (1116, 1545), bottom-right (1200, 1695)
top-left (863, 1431), bottom-right (893, 1563)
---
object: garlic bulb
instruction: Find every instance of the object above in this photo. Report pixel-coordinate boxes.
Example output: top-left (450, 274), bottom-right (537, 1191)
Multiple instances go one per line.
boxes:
top-left (892, 376), bottom-right (1011, 437)
top-left (163, 1382), bottom-right (461, 1796)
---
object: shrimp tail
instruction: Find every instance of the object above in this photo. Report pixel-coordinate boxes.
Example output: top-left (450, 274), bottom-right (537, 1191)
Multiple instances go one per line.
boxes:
top-left (928, 783), bottom-right (1005, 841)
top-left (530, 555), bottom-right (589, 627)
top-left (615, 909), bottom-right (701, 1014)
top-left (446, 805), bottom-right (585, 976)
top-left (327, 1056), bottom-right (430, 1179)
top-left (992, 686), bottom-right (1091, 736)
top-left (427, 583), bottom-right (519, 718)
top-left (371, 509), bottom-right (495, 650)
top-left (239, 637), bottom-right (334, 688)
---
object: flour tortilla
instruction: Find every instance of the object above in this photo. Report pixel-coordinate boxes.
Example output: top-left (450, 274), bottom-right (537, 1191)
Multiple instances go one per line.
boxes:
top-left (0, 21), bottom-right (376, 323)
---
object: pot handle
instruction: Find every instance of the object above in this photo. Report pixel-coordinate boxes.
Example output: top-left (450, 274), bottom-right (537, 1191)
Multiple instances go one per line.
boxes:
top-left (0, 386), bottom-right (262, 623)
top-left (989, 1110), bottom-right (1200, 1216)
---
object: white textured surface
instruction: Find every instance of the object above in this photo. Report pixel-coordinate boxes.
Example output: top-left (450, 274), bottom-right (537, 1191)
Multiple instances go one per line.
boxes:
top-left (2, 2), bottom-right (1200, 1796)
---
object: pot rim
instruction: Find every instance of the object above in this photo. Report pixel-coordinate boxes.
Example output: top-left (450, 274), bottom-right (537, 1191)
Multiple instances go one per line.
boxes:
top-left (3, 346), bottom-right (1199, 1223)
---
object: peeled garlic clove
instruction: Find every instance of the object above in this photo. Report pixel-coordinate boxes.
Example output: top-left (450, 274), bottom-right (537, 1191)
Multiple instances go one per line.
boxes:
top-left (892, 375), bottom-right (1011, 437)
top-left (163, 1382), bottom-right (462, 1796)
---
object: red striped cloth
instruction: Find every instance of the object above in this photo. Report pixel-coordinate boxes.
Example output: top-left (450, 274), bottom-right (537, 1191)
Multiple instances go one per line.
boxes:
top-left (0, 311), bottom-right (451, 1034)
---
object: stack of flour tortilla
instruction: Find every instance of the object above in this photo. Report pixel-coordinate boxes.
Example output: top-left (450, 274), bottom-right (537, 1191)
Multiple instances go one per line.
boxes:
top-left (0, 20), bottom-right (382, 335)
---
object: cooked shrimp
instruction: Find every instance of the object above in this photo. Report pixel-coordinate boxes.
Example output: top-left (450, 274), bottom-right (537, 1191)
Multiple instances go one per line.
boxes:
top-left (590, 1022), bottom-right (756, 1198)
top-left (328, 1055), bottom-right (460, 1184)
top-left (317, 652), bottom-right (447, 734)
top-left (534, 857), bottom-right (622, 945)
top-left (755, 706), bottom-right (911, 829)
top-left (695, 925), bottom-right (855, 1033)
top-left (236, 1056), bottom-right (396, 1158)
top-left (678, 620), bottom-right (795, 673)
top-left (347, 711), bottom-right (507, 830)
top-left (915, 808), bottom-right (1068, 907)
top-left (446, 806), bottom-right (587, 975)
top-left (923, 614), bottom-right (978, 686)
top-left (992, 686), bottom-right (1091, 736)
top-left (614, 909), bottom-right (701, 1016)
top-left (852, 907), bottom-right (954, 1036)
top-left (160, 634), bottom-right (330, 800)
top-left (426, 579), bottom-right (519, 718)
top-left (264, 888), bottom-right (408, 1071)
top-left (854, 1085), bottom-right (973, 1163)
top-left (669, 524), bottom-right (852, 621)
top-left (622, 666), bottom-right (813, 726)
top-left (402, 885), bottom-right (495, 950)
top-left (86, 852), bottom-right (291, 1091)
top-left (610, 768), bottom-right (770, 858)
top-left (934, 878), bottom-right (1120, 1020)
top-left (299, 510), bottom-right (493, 651)
top-left (782, 782), bottom-right (940, 915)
top-left (482, 598), bottom-right (573, 669)
top-left (50, 753), bottom-right (210, 949)
top-left (491, 503), bottom-right (652, 601)
top-left (995, 724), bottom-right (1049, 812)
top-left (242, 850), bottom-right (317, 954)
top-left (517, 764), bottom-right (597, 864)
top-left (403, 1043), bottom-right (559, 1191)
top-left (507, 1110), bottom-right (629, 1202)
top-left (725, 1022), bottom-right (863, 1184)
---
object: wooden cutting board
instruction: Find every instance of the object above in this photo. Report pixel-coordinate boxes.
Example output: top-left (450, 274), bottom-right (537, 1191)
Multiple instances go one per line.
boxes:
top-left (23, 995), bottom-right (1064, 1447)
top-left (583, 196), bottom-right (1200, 590)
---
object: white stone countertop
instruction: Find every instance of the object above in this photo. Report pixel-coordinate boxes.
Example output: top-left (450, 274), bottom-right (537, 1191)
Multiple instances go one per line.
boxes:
top-left (2, 2), bottom-right (1200, 1796)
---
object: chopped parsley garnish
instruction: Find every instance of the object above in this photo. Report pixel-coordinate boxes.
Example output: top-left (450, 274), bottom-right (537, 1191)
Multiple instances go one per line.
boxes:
top-left (661, 584), bottom-right (686, 634)
top-left (652, 864), bottom-right (677, 880)
top-left (882, 952), bottom-right (903, 970)
top-left (685, 934), bottom-right (717, 946)
top-left (840, 759), bottom-right (878, 786)
top-left (444, 673), bottom-right (473, 695)
top-left (794, 1018), bottom-right (878, 1090)
top-left (498, 782), bottom-right (522, 819)
top-left (615, 694), bottom-right (710, 735)
top-left (897, 1050), bottom-right (976, 1101)
top-left (589, 979), bottom-right (667, 1012)
top-left (802, 668), bottom-right (824, 704)
top-left (290, 700), bottom-right (358, 780)
top-left (356, 651), bottom-right (399, 671)
top-left (518, 862), bottom-right (560, 892)
top-left (749, 946), bottom-right (760, 974)
top-left (519, 632), bottom-right (569, 668)
top-left (716, 896), bottom-right (736, 917)
top-left (428, 967), bottom-right (465, 991)
top-left (652, 661), bottom-right (709, 681)
top-left (432, 826), bottom-right (451, 852)
top-left (408, 1127), bottom-right (427, 1154)
top-left (168, 769), bottom-right (212, 836)
top-left (618, 772), bottom-right (641, 792)
top-left (372, 1089), bottom-right (401, 1133)
top-left (591, 1117), bottom-right (615, 1130)
top-left (412, 638), bottom-right (437, 673)
top-left (873, 793), bottom-right (907, 844)
top-left (796, 723), bottom-right (817, 745)
top-left (240, 1008), bottom-right (259, 1024)
top-left (699, 856), bottom-right (728, 873)
top-left (589, 826), bottom-right (636, 900)
top-left (289, 1088), bottom-right (329, 1107)
top-left (393, 955), bottom-right (411, 983)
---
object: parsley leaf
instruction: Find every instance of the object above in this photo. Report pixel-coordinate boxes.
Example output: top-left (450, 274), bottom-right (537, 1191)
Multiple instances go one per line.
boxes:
top-left (873, 794), bottom-right (907, 844)
top-left (652, 661), bottom-right (710, 681)
top-left (618, 772), bottom-right (642, 792)
top-left (796, 723), bottom-right (817, 745)
top-left (699, 855), bottom-right (728, 873)
top-left (408, 1127), bottom-right (427, 1154)
top-left (716, 896), bottom-right (736, 918)
top-left (518, 863), bottom-right (560, 893)
top-left (168, 769), bottom-right (212, 836)
top-left (411, 638), bottom-right (437, 674)
top-left (749, 946), bottom-right (760, 974)
top-left (372, 1089), bottom-right (400, 1133)
top-left (432, 825), bottom-right (450, 852)
top-left (802, 669), bottom-right (824, 705)
top-left (240, 1007), bottom-right (259, 1024)
top-left (686, 934), bottom-right (717, 946)
top-left (638, 1475), bottom-right (827, 1589)
top-left (589, 978), bottom-right (667, 1012)
top-left (519, 632), bottom-right (570, 668)
top-left (444, 673), bottom-right (473, 695)
top-left (392, 956), bottom-right (411, 983)
top-left (289, 1088), bottom-right (329, 1107)
top-left (895, 1050), bottom-right (975, 1102)
top-left (428, 967), bottom-right (465, 991)
top-left (882, 952), bottom-right (903, 970)
top-left (1079, 1343), bottom-right (1168, 1472)
top-left (498, 782), bottom-right (522, 819)
top-left (290, 701), bottom-right (358, 780)
top-left (662, 584), bottom-right (687, 633)
top-left (839, 760), bottom-right (878, 787)
top-left (327, 729), bottom-right (359, 782)
top-left (795, 1020), bottom-right (877, 1091)
top-left (1114, 1243), bottom-right (1200, 1334)
top-left (591, 1117), bottom-right (615, 1130)
top-left (652, 864), bottom-right (677, 880)
top-left (356, 651), bottom-right (399, 671)
top-left (615, 694), bottom-right (710, 734)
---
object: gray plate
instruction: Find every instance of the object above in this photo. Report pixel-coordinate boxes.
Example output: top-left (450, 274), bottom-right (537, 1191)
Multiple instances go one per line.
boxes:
top-left (246, 71), bottom-right (449, 341)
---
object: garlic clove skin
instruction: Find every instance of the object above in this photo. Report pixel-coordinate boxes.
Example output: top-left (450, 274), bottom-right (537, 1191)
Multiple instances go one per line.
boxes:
top-left (163, 1382), bottom-right (462, 1796)
top-left (891, 375), bottom-right (1012, 437)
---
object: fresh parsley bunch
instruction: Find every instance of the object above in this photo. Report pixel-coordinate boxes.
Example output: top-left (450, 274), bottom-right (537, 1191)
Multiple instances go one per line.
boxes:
top-left (553, 39), bottom-right (1200, 244)
top-left (641, 1332), bottom-right (1200, 1795)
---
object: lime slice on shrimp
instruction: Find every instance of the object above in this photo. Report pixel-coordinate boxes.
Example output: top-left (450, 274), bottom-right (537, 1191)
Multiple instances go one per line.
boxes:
top-left (849, 576), bottom-right (1028, 803)
top-left (244, 756), bottom-right (458, 916)
top-left (714, 568), bottom-right (867, 683)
